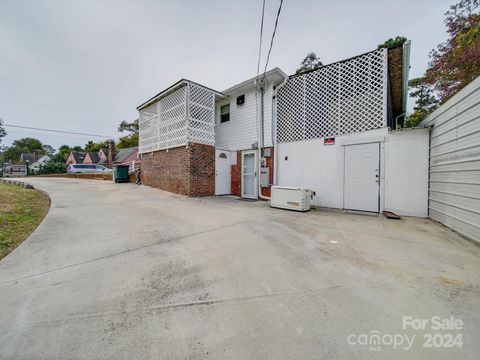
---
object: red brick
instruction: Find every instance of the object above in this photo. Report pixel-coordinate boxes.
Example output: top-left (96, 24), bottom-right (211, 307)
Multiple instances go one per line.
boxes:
top-left (141, 143), bottom-right (215, 196)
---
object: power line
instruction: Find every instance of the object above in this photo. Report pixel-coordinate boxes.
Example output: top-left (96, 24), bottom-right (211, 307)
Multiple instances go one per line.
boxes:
top-left (255, 0), bottom-right (266, 152)
top-left (256, 0), bottom-right (266, 78)
top-left (3, 124), bottom-right (113, 139)
top-left (263, 0), bottom-right (284, 76)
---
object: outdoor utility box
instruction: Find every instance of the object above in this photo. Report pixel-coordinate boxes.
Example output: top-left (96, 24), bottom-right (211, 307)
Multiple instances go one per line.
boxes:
top-left (113, 164), bottom-right (130, 183)
top-left (270, 186), bottom-right (312, 212)
top-left (260, 167), bottom-right (270, 187)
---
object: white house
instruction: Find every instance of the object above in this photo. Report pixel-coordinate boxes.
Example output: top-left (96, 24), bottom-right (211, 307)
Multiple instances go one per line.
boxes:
top-left (137, 41), bottom-right (430, 217)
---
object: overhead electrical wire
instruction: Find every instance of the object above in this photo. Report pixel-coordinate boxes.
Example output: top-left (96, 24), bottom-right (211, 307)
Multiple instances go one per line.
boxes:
top-left (256, 0), bottom-right (266, 78)
top-left (2, 123), bottom-right (113, 139)
top-left (255, 0), bottom-right (267, 152)
top-left (262, 0), bottom-right (284, 77)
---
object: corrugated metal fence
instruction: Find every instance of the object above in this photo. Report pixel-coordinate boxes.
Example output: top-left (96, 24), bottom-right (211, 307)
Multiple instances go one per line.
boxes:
top-left (423, 76), bottom-right (480, 244)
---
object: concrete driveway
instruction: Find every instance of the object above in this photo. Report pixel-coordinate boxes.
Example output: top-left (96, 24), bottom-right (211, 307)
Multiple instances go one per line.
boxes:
top-left (1, 178), bottom-right (479, 359)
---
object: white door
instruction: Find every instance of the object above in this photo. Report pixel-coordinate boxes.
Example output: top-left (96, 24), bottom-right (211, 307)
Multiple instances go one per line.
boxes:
top-left (242, 151), bottom-right (258, 199)
top-left (344, 143), bottom-right (380, 212)
top-left (215, 150), bottom-right (231, 195)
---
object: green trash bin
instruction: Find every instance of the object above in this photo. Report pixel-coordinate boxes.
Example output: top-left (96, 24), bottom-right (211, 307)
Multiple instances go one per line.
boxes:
top-left (113, 164), bottom-right (130, 183)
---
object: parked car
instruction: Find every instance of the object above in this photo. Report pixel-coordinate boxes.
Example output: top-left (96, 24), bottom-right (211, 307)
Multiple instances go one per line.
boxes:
top-left (67, 164), bottom-right (113, 174)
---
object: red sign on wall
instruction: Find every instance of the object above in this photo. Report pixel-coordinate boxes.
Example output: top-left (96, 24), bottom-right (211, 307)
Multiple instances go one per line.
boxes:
top-left (324, 137), bottom-right (335, 145)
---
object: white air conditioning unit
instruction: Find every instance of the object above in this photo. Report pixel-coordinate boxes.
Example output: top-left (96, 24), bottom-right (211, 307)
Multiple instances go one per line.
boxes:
top-left (270, 186), bottom-right (312, 212)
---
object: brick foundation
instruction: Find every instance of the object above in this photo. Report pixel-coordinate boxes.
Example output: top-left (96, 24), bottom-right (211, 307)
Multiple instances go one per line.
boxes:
top-left (230, 147), bottom-right (274, 198)
top-left (141, 143), bottom-right (215, 196)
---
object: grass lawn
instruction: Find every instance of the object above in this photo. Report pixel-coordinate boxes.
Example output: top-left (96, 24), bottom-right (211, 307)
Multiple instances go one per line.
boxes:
top-left (0, 182), bottom-right (50, 260)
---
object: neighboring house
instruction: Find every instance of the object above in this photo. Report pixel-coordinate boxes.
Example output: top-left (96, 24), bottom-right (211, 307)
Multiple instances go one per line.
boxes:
top-left (137, 41), bottom-right (430, 217)
top-left (66, 151), bottom-right (86, 165)
top-left (80, 146), bottom-right (140, 172)
top-left (113, 147), bottom-right (140, 172)
top-left (83, 152), bottom-right (100, 164)
top-left (20, 152), bottom-right (40, 164)
top-left (98, 148), bottom-right (110, 164)
top-left (29, 155), bottom-right (51, 173)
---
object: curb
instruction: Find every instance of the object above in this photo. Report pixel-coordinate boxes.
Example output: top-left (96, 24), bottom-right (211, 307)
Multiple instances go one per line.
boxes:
top-left (0, 178), bottom-right (35, 189)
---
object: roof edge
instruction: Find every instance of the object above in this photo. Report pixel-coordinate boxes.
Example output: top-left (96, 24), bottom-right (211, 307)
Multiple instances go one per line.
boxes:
top-left (289, 48), bottom-right (385, 78)
top-left (221, 67), bottom-right (288, 94)
top-left (137, 79), bottom-right (225, 111)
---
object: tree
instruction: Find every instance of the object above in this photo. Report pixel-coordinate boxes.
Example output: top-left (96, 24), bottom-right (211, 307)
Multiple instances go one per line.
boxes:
top-left (37, 152), bottom-right (67, 174)
top-left (117, 119), bottom-right (139, 149)
top-left (425, 0), bottom-right (480, 102)
top-left (118, 119), bottom-right (139, 134)
top-left (0, 117), bottom-right (6, 146)
top-left (405, 77), bottom-right (440, 127)
top-left (42, 144), bottom-right (55, 155)
top-left (0, 137), bottom-right (44, 163)
top-left (84, 140), bottom-right (108, 152)
top-left (377, 36), bottom-right (407, 49)
top-left (117, 133), bottom-right (139, 149)
top-left (57, 145), bottom-right (72, 158)
top-left (296, 52), bottom-right (323, 74)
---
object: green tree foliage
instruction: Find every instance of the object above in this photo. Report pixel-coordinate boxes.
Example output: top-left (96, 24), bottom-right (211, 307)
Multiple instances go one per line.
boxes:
top-left (425, 0), bottom-right (480, 102)
top-left (377, 36), bottom-right (407, 49)
top-left (117, 133), bottom-right (139, 149)
top-left (0, 137), bottom-right (44, 163)
top-left (405, 77), bottom-right (440, 127)
top-left (37, 153), bottom-right (67, 174)
top-left (296, 53), bottom-right (323, 74)
top-left (405, 0), bottom-right (479, 126)
top-left (84, 140), bottom-right (109, 152)
top-left (118, 119), bottom-right (139, 134)
top-left (0, 117), bottom-right (6, 146)
top-left (117, 119), bottom-right (139, 149)
top-left (57, 145), bottom-right (72, 158)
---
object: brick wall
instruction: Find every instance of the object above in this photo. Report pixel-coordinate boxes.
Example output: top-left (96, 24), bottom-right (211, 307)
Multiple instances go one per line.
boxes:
top-left (141, 143), bottom-right (215, 196)
top-left (231, 151), bottom-right (242, 196)
top-left (189, 143), bottom-right (215, 196)
top-left (230, 147), bottom-right (274, 198)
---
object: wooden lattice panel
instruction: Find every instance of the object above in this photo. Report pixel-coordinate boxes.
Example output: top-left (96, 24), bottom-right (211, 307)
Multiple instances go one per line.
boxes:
top-left (277, 49), bottom-right (387, 143)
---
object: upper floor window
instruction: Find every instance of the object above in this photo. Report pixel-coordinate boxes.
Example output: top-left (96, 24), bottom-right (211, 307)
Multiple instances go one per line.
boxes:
top-left (220, 104), bottom-right (230, 123)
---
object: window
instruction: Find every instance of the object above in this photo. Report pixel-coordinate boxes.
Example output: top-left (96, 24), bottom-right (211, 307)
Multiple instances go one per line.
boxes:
top-left (220, 104), bottom-right (230, 123)
top-left (219, 152), bottom-right (227, 159)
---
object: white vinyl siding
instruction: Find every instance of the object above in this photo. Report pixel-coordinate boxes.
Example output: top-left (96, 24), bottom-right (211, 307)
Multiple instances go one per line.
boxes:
top-left (424, 76), bottom-right (480, 244)
top-left (384, 129), bottom-right (429, 217)
top-left (276, 128), bottom-right (388, 209)
top-left (215, 85), bottom-right (274, 151)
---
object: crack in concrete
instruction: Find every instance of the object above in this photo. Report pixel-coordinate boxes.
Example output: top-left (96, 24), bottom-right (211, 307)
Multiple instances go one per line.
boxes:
top-left (0, 212), bottom-right (282, 286)
top-left (25, 285), bottom-right (343, 327)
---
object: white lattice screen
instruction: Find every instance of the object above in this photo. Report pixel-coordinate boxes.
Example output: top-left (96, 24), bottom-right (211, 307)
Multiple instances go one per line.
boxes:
top-left (277, 49), bottom-right (387, 143)
top-left (187, 83), bottom-right (215, 146)
top-left (139, 81), bottom-right (216, 154)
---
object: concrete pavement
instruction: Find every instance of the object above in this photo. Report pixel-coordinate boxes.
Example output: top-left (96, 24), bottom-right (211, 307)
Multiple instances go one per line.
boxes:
top-left (1, 177), bottom-right (479, 359)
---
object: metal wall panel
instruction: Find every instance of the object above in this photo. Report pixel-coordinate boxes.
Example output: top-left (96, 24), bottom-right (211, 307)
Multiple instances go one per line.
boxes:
top-left (423, 76), bottom-right (480, 244)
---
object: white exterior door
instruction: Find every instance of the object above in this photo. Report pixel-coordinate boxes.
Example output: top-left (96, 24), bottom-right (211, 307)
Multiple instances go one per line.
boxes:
top-left (344, 143), bottom-right (380, 212)
top-left (215, 150), bottom-right (231, 195)
top-left (242, 151), bottom-right (258, 199)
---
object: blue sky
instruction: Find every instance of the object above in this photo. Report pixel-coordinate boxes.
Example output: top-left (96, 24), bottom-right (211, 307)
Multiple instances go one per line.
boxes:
top-left (0, 0), bottom-right (451, 149)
